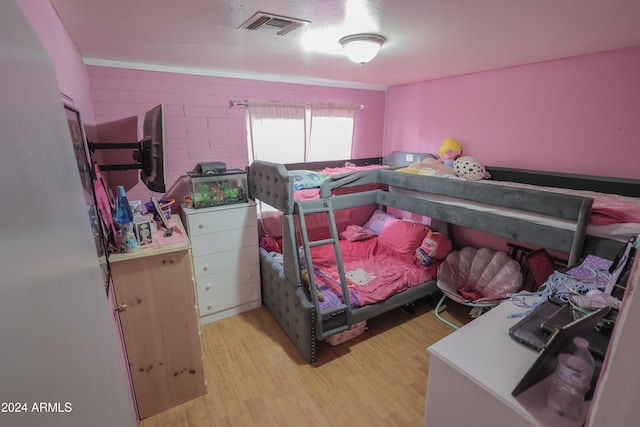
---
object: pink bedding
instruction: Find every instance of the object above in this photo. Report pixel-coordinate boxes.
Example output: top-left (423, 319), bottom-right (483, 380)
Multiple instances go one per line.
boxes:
top-left (591, 196), bottom-right (640, 225)
top-left (307, 238), bottom-right (439, 310)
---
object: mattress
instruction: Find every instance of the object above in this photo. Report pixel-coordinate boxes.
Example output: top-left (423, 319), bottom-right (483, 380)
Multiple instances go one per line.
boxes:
top-left (302, 238), bottom-right (439, 312)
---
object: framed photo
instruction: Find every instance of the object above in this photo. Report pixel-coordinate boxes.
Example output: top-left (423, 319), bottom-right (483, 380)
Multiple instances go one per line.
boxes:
top-left (135, 220), bottom-right (154, 246)
top-left (64, 104), bottom-right (112, 293)
top-left (65, 105), bottom-right (94, 210)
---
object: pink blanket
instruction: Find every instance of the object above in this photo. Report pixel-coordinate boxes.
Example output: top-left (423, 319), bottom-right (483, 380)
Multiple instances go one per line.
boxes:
top-left (308, 238), bottom-right (438, 309)
top-left (591, 196), bottom-right (640, 225)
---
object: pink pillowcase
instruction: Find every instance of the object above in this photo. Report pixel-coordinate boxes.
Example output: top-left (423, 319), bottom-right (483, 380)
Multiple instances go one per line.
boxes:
top-left (340, 225), bottom-right (376, 241)
top-left (377, 220), bottom-right (429, 254)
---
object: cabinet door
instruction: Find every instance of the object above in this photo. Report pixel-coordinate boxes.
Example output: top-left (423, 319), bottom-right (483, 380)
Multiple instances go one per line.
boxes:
top-left (111, 249), bottom-right (206, 419)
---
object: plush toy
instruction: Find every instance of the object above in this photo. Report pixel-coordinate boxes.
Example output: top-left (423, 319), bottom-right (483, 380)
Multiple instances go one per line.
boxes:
top-left (438, 137), bottom-right (463, 167)
top-left (415, 229), bottom-right (453, 267)
top-left (301, 268), bottom-right (325, 302)
top-left (454, 156), bottom-right (491, 181)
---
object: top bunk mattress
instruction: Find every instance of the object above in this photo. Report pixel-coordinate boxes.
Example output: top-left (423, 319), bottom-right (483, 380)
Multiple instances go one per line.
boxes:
top-left (387, 168), bottom-right (640, 243)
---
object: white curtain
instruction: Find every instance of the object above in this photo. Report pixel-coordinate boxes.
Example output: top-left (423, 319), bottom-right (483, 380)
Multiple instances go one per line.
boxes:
top-left (246, 100), bottom-right (307, 232)
top-left (308, 103), bottom-right (356, 161)
top-left (247, 100), bottom-right (306, 163)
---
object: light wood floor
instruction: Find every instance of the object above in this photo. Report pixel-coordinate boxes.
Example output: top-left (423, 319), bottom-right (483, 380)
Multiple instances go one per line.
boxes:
top-left (139, 296), bottom-right (473, 427)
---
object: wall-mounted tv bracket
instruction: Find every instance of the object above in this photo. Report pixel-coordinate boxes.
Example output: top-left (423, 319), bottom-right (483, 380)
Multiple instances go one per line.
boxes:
top-left (88, 138), bottom-right (152, 175)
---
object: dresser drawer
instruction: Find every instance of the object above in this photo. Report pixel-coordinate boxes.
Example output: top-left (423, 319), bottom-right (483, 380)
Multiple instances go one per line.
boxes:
top-left (198, 283), bottom-right (261, 316)
top-left (196, 264), bottom-right (260, 297)
top-left (190, 226), bottom-right (258, 256)
top-left (192, 246), bottom-right (259, 277)
top-left (186, 203), bottom-right (257, 237)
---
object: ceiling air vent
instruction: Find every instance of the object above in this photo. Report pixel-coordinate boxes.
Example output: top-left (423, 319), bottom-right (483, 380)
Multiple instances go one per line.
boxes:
top-left (238, 11), bottom-right (309, 36)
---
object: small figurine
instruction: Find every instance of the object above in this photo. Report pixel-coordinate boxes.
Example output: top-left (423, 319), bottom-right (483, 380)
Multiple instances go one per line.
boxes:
top-left (438, 137), bottom-right (463, 167)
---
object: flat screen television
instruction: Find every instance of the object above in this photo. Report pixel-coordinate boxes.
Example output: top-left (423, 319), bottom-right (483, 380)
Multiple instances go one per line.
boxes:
top-left (138, 104), bottom-right (167, 193)
top-left (89, 104), bottom-right (167, 193)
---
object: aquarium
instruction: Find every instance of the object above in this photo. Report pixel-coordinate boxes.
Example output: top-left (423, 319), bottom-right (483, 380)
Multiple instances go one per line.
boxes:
top-left (188, 169), bottom-right (248, 208)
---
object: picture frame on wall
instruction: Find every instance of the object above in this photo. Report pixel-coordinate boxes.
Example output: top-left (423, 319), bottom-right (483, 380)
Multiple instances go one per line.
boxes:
top-left (64, 103), bottom-right (112, 293)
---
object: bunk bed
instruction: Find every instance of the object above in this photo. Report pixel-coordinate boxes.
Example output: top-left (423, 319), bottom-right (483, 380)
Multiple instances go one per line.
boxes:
top-left (247, 152), bottom-right (640, 363)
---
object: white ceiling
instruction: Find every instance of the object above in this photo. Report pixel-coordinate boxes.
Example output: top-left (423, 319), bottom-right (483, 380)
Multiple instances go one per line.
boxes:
top-left (50, 0), bottom-right (640, 89)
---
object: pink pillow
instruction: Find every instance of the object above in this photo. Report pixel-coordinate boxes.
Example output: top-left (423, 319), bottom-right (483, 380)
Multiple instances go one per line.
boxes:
top-left (378, 220), bottom-right (429, 254)
top-left (340, 225), bottom-right (376, 241)
top-left (363, 209), bottom-right (399, 235)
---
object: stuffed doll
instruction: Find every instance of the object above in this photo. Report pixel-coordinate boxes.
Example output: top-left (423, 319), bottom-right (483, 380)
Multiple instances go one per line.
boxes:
top-left (438, 137), bottom-right (463, 167)
top-left (415, 229), bottom-right (453, 267)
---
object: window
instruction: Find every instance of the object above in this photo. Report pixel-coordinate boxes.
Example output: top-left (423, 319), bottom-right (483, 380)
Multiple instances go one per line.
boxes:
top-left (307, 104), bottom-right (355, 162)
top-left (247, 100), bottom-right (356, 164)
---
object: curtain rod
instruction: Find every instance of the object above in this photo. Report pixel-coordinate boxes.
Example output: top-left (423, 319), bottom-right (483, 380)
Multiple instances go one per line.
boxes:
top-left (229, 99), bottom-right (365, 111)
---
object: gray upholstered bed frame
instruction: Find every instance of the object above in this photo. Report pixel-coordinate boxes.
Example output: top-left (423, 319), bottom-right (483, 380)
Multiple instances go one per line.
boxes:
top-left (247, 152), bottom-right (639, 363)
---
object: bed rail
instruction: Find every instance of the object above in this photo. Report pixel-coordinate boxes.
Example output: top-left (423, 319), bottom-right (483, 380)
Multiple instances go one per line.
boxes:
top-left (377, 170), bottom-right (593, 266)
top-left (318, 170), bottom-right (386, 198)
top-left (487, 166), bottom-right (640, 198)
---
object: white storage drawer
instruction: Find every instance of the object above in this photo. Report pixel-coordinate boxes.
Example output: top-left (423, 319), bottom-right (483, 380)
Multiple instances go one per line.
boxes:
top-left (198, 283), bottom-right (261, 316)
top-left (186, 203), bottom-right (257, 236)
top-left (182, 201), bottom-right (261, 324)
top-left (190, 226), bottom-right (258, 256)
top-left (196, 264), bottom-right (260, 297)
top-left (192, 246), bottom-right (259, 278)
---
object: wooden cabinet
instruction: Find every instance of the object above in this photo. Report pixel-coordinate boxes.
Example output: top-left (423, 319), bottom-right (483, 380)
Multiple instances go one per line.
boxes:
top-left (110, 217), bottom-right (206, 420)
top-left (181, 202), bottom-right (261, 325)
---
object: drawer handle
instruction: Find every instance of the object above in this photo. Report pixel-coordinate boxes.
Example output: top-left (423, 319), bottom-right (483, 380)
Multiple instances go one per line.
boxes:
top-left (202, 265), bottom-right (209, 272)
top-left (205, 285), bottom-right (211, 291)
top-left (247, 272), bottom-right (253, 279)
top-left (207, 303), bottom-right (213, 310)
top-left (198, 223), bottom-right (205, 229)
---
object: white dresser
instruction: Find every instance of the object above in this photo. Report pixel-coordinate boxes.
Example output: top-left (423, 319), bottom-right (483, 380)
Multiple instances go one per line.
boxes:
top-left (181, 201), bottom-right (261, 325)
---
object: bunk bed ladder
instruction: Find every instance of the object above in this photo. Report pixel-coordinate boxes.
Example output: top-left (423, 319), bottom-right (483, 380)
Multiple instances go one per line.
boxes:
top-left (295, 199), bottom-right (352, 340)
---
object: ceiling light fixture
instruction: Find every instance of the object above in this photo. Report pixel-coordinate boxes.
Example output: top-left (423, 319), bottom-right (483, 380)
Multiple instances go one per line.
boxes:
top-left (339, 33), bottom-right (386, 65)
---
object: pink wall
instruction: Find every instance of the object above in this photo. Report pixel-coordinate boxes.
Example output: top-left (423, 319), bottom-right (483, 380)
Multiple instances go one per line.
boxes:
top-left (16, 0), bottom-right (97, 136)
top-left (87, 66), bottom-right (386, 203)
top-left (384, 46), bottom-right (640, 250)
top-left (384, 46), bottom-right (640, 179)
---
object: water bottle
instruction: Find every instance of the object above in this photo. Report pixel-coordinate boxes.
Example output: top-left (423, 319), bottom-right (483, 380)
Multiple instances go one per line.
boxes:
top-left (115, 186), bottom-right (139, 253)
top-left (547, 337), bottom-right (595, 421)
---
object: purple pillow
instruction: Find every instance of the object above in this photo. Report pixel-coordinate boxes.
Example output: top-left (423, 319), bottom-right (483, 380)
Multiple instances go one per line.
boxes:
top-left (362, 209), bottom-right (399, 235)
